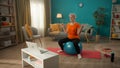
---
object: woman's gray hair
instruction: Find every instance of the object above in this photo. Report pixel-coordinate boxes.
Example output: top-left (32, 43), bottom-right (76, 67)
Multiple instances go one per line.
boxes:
top-left (69, 13), bottom-right (76, 18)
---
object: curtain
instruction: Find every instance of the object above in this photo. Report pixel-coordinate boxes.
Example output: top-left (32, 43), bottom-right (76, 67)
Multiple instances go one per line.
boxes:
top-left (30, 0), bottom-right (45, 37)
top-left (15, 0), bottom-right (50, 42)
top-left (44, 0), bottom-right (51, 36)
top-left (15, 0), bottom-right (31, 43)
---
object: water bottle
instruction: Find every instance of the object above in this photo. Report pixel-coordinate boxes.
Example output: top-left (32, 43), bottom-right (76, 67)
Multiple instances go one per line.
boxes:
top-left (111, 52), bottom-right (115, 62)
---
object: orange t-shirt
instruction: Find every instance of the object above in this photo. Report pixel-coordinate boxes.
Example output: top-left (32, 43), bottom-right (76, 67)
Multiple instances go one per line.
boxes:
top-left (67, 22), bottom-right (81, 39)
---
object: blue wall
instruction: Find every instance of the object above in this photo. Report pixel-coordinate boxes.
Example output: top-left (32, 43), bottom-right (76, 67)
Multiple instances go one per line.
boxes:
top-left (51, 0), bottom-right (119, 37)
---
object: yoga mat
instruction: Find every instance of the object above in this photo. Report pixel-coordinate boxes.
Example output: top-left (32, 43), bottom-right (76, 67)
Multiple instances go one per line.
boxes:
top-left (47, 47), bottom-right (101, 59)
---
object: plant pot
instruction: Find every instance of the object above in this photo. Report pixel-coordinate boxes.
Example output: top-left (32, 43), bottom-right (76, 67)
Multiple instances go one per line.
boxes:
top-left (96, 35), bottom-right (100, 42)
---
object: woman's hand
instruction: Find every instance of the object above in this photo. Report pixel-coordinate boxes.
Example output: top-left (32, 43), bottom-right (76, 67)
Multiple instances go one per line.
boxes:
top-left (60, 23), bottom-right (67, 33)
top-left (61, 23), bottom-right (64, 28)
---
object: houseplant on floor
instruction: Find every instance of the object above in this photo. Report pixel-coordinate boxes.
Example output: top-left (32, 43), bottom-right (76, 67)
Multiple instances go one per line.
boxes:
top-left (93, 7), bottom-right (106, 42)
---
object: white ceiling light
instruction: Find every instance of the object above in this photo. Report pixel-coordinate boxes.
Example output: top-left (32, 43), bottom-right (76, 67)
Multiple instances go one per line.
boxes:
top-left (79, 3), bottom-right (83, 8)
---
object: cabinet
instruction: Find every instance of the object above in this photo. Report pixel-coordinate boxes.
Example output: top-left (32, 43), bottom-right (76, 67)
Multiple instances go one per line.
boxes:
top-left (110, 4), bottom-right (120, 39)
top-left (0, 0), bottom-right (17, 49)
top-left (21, 48), bottom-right (59, 68)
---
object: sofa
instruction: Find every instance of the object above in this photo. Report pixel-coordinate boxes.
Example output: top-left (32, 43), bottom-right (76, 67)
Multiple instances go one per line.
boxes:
top-left (47, 23), bottom-right (67, 40)
top-left (48, 23), bottom-right (93, 42)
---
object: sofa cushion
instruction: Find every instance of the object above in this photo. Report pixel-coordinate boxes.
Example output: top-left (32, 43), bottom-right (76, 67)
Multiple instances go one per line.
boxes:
top-left (50, 23), bottom-right (61, 32)
top-left (24, 23), bottom-right (33, 39)
top-left (49, 31), bottom-right (61, 35)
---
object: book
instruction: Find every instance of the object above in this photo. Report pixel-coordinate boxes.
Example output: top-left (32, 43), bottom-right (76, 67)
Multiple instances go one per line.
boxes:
top-left (114, 26), bottom-right (120, 32)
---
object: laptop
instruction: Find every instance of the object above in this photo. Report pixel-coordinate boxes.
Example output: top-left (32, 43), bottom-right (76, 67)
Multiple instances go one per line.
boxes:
top-left (26, 41), bottom-right (47, 54)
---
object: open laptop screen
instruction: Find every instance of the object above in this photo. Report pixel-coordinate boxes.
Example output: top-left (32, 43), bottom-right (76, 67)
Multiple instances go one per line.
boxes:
top-left (26, 41), bottom-right (41, 54)
top-left (26, 41), bottom-right (48, 54)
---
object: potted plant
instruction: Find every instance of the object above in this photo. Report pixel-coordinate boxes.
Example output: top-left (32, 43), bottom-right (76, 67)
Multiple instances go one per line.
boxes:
top-left (93, 7), bottom-right (106, 42)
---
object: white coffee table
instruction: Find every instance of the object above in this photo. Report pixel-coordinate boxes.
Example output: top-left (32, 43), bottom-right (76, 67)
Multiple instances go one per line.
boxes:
top-left (21, 47), bottom-right (59, 68)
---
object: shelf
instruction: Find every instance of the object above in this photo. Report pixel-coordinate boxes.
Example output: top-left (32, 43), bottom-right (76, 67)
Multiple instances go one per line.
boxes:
top-left (0, 43), bottom-right (17, 49)
top-left (23, 58), bottom-right (42, 68)
top-left (111, 31), bottom-right (120, 33)
top-left (112, 18), bottom-right (120, 19)
top-left (0, 0), bottom-right (18, 49)
top-left (112, 24), bottom-right (120, 26)
top-left (110, 4), bottom-right (120, 40)
top-left (112, 4), bottom-right (120, 6)
top-left (0, 25), bottom-right (15, 28)
top-left (0, 15), bottom-right (14, 17)
top-left (0, 34), bottom-right (16, 38)
top-left (111, 37), bottom-right (120, 40)
top-left (0, 4), bottom-right (13, 7)
top-left (112, 11), bottom-right (120, 13)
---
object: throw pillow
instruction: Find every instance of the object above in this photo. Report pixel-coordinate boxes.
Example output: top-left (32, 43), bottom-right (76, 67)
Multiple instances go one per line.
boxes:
top-left (50, 24), bottom-right (60, 31)
top-left (25, 23), bottom-right (33, 39)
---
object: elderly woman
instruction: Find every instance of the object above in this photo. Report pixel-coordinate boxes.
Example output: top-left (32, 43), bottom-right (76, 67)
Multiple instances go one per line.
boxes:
top-left (58, 13), bottom-right (83, 59)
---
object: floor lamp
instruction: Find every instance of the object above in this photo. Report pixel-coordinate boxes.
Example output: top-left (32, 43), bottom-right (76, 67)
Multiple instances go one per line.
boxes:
top-left (56, 13), bottom-right (62, 23)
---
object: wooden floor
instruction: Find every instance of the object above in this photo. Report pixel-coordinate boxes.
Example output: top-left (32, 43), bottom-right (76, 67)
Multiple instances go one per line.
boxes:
top-left (0, 37), bottom-right (120, 68)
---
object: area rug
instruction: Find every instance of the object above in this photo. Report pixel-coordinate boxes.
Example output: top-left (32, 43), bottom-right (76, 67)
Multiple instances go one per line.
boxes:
top-left (47, 47), bottom-right (101, 59)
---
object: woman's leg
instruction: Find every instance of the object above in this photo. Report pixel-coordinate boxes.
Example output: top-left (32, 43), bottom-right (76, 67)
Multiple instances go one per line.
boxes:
top-left (58, 37), bottom-right (70, 50)
top-left (72, 39), bottom-right (80, 54)
top-left (72, 39), bottom-right (82, 59)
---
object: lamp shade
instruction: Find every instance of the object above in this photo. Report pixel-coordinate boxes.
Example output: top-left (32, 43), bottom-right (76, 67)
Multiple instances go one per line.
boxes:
top-left (56, 13), bottom-right (62, 18)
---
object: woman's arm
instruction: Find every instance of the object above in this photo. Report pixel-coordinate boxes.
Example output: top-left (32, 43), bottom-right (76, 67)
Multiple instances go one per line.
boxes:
top-left (77, 25), bottom-right (83, 35)
top-left (61, 24), bottom-right (68, 33)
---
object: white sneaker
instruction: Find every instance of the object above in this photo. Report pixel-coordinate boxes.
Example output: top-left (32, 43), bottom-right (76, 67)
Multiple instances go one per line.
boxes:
top-left (57, 50), bottom-right (63, 53)
top-left (78, 54), bottom-right (82, 59)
